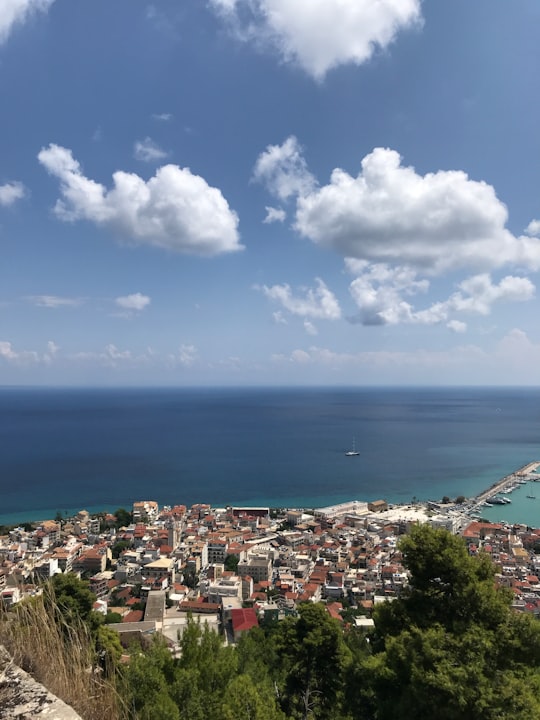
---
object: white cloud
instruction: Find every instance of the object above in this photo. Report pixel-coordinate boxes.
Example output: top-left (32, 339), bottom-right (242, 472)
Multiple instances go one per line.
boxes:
top-left (263, 206), bottom-right (286, 224)
top-left (43, 340), bottom-right (59, 364)
top-left (272, 311), bottom-right (287, 325)
top-left (259, 278), bottom-right (341, 319)
top-left (526, 219), bottom-right (540, 237)
top-left (347, 263), bottom-right (535, 327)
top-left (115, 292), bottom-right (151, 312)
top-left (271, 330), bottom-right (540, 384)
top-left (447, 320), bottom-right (467, 333)
top-left (134, 137), bottom-right (168, 163)
top-left (296, 147), bottom-right (540, 274)
top-left (253, 136), bottom-right (316, 201)
top-left (174, 344), bottom-right (198, 367)
top-left (28, 295), bottom-right (82, 308)
top-left (209, 0), bottom-right (422, 80)
top-left (304, 320), bottom-right (318, 336)
top-left (152, 112), bottom-right (173, 122)
top-left (348, 263), bottom-right (429, 326)
top-left (0, 0), bottom-right (54, 44)
top-left (0, 340), bottom-right (39, 365)
top-left (0, 180), bottom-right (25, 206)
top-left (38, 143), bottom-right (242, 256)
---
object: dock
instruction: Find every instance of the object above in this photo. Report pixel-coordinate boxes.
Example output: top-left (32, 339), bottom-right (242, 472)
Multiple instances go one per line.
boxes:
top-left (473, 461), bottom-right (540, 506)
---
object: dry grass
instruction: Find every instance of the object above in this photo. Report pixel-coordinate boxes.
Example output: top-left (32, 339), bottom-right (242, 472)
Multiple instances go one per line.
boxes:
top-left (0, 594), bottom-right (127, 720)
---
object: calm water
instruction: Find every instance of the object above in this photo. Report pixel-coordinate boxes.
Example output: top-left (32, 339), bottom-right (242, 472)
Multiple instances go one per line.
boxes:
top-left (0, 386), bottom-right (539, 526)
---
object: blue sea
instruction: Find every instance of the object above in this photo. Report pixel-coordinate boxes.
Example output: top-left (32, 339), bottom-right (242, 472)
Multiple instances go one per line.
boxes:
top-left (0, 386), bottom-right (539, 527)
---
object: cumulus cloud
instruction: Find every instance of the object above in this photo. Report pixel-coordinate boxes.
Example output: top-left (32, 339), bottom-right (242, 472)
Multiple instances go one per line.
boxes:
top-left (209, 0), bottom-right (422, 80)
top-left (258, 278), bottom-right (341, 319)
top-left (347, 263), bottom-right (535, 327)
top-left (115, 292), bottom-right (151, 312)
top-left (0, 339), bottom-right (62, 365)
top-left (295, 147), bottom-right (540, 274)
top-left (253, 136), bottom-right (316, 201)
top-left (0, 0), bottom-right (54, 44)
top-left (134, 137), bottom-right (168, 163)
top-left (38, 143), bottom-right (242, 256)
top-left (526, 219), bottom-right (540, 237)
top-left (348, 263), bottom-right (429, 326)
top-left (263, 206), bottom-right (286, 224)
top-left (0, 180), bottom-right (25, 206)
top-left (304, 320), bottom-right (318, 336)
top-left (28, 295), bottom-right (82, 308)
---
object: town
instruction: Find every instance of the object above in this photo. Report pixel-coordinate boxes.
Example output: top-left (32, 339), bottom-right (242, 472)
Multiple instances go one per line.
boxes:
top-left (2, 466), bottom-right (540, 655)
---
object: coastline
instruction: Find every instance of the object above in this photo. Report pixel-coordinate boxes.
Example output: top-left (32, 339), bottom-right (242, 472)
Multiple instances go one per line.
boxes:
top-left (2, 460), bottom-right (539, 529)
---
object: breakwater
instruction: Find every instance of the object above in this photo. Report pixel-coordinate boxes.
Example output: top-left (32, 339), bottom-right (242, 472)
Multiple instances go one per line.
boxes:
top-left (473, 461), bottom-right (540, 506)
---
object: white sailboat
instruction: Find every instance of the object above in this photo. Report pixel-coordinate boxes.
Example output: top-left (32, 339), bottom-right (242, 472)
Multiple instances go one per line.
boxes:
top-left (345, 438), bottom-right (359, 456)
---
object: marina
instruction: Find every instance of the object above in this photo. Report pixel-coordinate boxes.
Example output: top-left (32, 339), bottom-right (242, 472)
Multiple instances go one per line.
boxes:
top-left (468, 461), bottom-right (540, 525)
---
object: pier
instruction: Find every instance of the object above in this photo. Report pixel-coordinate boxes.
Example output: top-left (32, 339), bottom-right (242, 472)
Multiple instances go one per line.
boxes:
top-left (473, 461), bottom-right (540, 506)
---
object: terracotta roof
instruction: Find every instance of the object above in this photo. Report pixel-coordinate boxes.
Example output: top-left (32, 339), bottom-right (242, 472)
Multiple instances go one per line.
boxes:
top-left (231, 607), bottom-right (258, 633)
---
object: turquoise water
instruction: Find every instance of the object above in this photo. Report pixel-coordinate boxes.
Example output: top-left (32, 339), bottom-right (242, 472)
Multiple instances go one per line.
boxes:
top-left (478, 474), bottom-right (540, 527)
top-left (0, 386), bottom-right (539, 526)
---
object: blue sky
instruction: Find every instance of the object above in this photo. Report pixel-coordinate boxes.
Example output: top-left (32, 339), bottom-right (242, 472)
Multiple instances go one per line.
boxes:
top-left (1, 0), bottom-right (540, 386)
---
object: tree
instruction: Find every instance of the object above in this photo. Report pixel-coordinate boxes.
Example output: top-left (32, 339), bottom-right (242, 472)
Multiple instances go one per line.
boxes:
top-left (224, 554), bottom-right (240, 572)
top-left (47, 573), bottom-right (96, 622)
top-left (272, 603), bottom-right (351, 720)
top-left (114, 507), bottom-right (132, 528)
top-left (362, 525), bottom-right (540, 720)
top-left (221, 674), bottom-right (286, 720)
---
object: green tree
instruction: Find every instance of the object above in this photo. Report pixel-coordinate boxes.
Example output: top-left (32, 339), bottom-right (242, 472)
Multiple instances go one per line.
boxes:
top-left (47, 573), bottom-right (96, 621)
top-left (114, 507), bottom-right (133, 528)
top-left (362, 525), bottom-right (540, 720)
top-left (221, 674), bottom-right (286, 720)
top-left (123, 637), bottom-right (178, 719)
top-left (272, 603), bottom-right (351, 720)
top-left (224, 553), bottom-right (240, 572)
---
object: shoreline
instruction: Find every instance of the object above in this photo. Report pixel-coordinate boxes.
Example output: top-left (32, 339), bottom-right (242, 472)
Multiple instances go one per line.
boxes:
top-left (2, 461), bottom-right (540, 529)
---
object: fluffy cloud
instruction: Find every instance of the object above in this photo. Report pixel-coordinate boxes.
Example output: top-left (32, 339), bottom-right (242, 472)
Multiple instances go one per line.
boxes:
top-left (38, 143), bottom-right (242, 256)
top-left (115, 292), bottom-right (151, 312)
top-left (526, 219), bottom-right (540, 237)
top-left (210, 0), bottom-right (422, 79)
top-left (253, 136), bottom-right (316, 201)
top-left (134, 137), bottom-right (168, 163)
top-left (0, 180), bottom-right (25, 206)
top-left (258, 278), bottom-right (341, 319)
top-left (348, 263), bottom-right (535, 327)
top-left (304, 320), bottom-right (318, 336)
top-left (0, 0), bottom-right (54, 44)
top-left (296, 147), bottom-right (540, 274)
top-left (263, 206), bottom-right (286, 224)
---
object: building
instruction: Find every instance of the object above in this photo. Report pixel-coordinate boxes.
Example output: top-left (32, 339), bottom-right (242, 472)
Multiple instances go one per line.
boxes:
top-left (237, 552), bottom-right (272, 583)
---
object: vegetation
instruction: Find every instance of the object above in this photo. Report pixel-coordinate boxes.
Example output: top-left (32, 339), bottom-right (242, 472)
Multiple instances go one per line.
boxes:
top-left (2, 525), bottom-right (540, 720)
top-left (0, 587), bottom-right (125, 720)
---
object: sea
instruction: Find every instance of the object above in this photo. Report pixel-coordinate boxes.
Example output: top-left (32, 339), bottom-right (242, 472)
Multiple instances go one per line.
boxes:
top-left (0, 386), bottom-right (539, 528)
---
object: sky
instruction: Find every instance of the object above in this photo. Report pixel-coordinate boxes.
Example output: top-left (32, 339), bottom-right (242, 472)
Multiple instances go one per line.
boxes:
top-left (1, 0), bottom-right (540, 386)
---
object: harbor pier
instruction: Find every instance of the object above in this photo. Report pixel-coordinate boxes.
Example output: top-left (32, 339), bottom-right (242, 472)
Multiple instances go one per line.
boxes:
top-left (473, 461), bottom-right (540, 506)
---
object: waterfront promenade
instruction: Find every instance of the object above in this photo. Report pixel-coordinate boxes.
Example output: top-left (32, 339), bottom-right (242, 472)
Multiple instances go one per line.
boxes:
top-left (473, 461), bottom-right (540, 506)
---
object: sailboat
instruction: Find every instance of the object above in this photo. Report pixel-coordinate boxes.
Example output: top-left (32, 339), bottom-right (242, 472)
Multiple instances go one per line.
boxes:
top-left (345, 438), bottom-right (359, 457)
